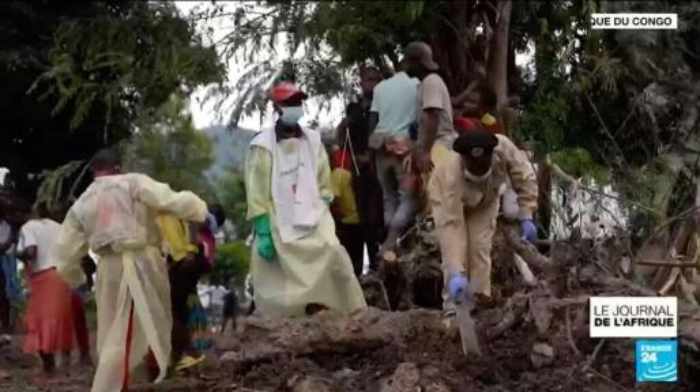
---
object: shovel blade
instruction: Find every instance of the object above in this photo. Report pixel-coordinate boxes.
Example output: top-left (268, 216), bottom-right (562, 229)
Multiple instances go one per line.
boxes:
top-left (456, 302), bottom-right (481, 357)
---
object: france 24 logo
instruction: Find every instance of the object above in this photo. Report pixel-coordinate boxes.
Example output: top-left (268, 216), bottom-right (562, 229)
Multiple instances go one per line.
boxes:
top-left (635, 339), bottom-right (678, 383)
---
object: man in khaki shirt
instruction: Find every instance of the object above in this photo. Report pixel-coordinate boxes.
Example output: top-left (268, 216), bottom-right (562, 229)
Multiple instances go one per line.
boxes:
top-left (427, 129), bottom-right (538, 314)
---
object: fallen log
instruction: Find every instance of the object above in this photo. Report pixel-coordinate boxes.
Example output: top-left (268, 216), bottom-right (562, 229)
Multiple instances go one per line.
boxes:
top-left (635, 260), bottom-right (700, 268)
top-left (500, 224), bottom-right (554, 274)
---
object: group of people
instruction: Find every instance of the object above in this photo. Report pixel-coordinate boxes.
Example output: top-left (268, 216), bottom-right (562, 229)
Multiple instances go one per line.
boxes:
top-left (1, 149), bottom-right (232, 391)
top-left (324, 41), bottom-right (539, 312)
top-left (0, 40), bottom-right (540, 391)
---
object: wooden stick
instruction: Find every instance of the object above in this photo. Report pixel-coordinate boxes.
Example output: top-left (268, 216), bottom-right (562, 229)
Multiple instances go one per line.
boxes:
top-left (582, 339), bottom-right (606, 373)
top-left (565, 306), bottom-right (582, 357)
top-left (513, 254), bottom-right (538, 287)
top-left (635, 260), bottom-right (700, 268)
top-left (658, 268), bottom-right (680, 295)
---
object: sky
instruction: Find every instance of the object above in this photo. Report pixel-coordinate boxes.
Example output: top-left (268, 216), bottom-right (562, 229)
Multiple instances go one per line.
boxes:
top-left (174, 1), bottom-right (344, 132)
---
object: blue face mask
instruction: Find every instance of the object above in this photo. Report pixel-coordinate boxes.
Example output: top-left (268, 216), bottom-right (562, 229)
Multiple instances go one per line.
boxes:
top-left (280, 106), bottom-right (304, 125)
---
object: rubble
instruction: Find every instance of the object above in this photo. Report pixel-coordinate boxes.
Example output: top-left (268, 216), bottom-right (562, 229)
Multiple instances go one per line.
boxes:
top-left (530, 343), bottom-right (555, 368)
top-left (4, 220), bottom-right (700, 391)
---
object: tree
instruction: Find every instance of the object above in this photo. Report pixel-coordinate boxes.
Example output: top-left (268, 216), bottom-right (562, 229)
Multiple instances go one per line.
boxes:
top-left (123, 95), bottom-right (216, 201)
top-left (210, 241), bottom-right (251, 287)
top-left (0, 1), bottom-right (225, 201)
top-left (202, 0), bottom-right (700, 243)
top-left (202, 1), bottom-right (519, 126)
top-left (213, 170), bottom-right (251, 240)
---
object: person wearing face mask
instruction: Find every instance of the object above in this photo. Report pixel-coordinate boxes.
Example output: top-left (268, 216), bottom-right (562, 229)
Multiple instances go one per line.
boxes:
top-left (244, 82), bottom-right (367, 318)
top-left (427, 126), bottom-right (538, 319)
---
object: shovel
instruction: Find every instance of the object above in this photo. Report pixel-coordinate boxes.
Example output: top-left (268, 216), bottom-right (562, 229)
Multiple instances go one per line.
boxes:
top-left (454, 291), bottom-right (481, 357)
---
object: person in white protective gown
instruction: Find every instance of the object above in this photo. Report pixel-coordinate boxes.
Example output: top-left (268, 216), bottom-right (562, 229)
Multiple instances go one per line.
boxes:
top-left (52, 148), bottom-right (208, 392)
top-left (244, 82), bottom-right (367, 318)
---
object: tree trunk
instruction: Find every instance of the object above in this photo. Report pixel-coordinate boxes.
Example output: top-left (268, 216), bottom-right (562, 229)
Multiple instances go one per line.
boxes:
top-left (486, 0), bottom-right (512, 112)
top-left (430, 0), bottom-right (471, 95)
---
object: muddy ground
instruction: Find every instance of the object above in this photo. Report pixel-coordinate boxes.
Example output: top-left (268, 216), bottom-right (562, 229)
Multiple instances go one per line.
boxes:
top-left (2, 225), bottom-right (699, 391)
top-left (1, 302), bottom-right (695, 392)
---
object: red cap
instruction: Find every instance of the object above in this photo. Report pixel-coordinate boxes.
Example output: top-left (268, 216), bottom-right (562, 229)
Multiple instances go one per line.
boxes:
top-left (454, 117), bottom-right (479, 133)
top-left (269, 82), bottom-right (308, 104)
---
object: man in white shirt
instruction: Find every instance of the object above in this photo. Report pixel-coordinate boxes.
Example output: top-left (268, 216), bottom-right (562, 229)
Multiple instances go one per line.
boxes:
top-left (368, 63), bottom-right (420, 260)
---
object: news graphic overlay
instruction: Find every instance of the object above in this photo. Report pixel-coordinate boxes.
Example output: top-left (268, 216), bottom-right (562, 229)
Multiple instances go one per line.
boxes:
top-left (636, 339), bottom-right (678, 383)
top-left (589, 297), bottom-right (677, 338)
top-left (591, 13), bottom-right (678, 30)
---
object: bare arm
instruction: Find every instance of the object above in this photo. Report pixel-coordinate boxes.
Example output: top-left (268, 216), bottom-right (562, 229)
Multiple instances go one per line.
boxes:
top-left (417, 108), bottom-right (441, 153)
top-left (16, 245), bottom-right (36, 264)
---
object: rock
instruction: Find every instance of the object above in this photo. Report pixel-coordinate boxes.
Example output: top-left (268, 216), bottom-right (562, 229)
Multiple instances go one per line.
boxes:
top-left (531, 342), bottom-right (555, 368)
top-left (424, 382), bottom-right (451, 392)
top-left (333, 367), bottom-right (359, 379)
top-left (422, 365), bottom-right (440, 378)
top-left (380, 362), bottom-right (421, 392)
top-left (291, 376), bottom-right (336, 392)
top-left (530, 299), bottom-right (553, 336)
top-left (533, 342), bottom-right (554, 357)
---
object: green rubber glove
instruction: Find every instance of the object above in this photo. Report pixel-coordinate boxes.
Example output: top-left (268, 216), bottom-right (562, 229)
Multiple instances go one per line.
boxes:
top-left (322, 195), bottom-right (333, 206)
top-left (254, 215), bottom-right (276, 262)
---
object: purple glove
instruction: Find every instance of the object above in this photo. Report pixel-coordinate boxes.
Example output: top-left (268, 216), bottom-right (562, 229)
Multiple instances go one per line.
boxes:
top-left (448, 274), bottom-right (469, 301)
top-left (520, 219), bottom-right (537, 243)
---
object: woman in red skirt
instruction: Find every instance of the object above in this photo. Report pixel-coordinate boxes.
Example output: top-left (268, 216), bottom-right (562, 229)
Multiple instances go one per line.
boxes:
top-left (16, 202), bottom-right (88, 377)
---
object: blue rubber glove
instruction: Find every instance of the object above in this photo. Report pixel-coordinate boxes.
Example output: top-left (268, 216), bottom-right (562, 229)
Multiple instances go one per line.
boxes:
top-left (448, 273), bottom-right (469, 301)
top-left (520, 219), bottom-right (537, 243)
top-left (253, 215), bottom-right (276, 262)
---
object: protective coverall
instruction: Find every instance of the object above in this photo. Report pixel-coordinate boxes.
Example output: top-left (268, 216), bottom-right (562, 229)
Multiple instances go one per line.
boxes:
top-left (244, 127), bottom-right (367, 318)
top-left (54, 173), bottom-right (207, 392)
top-left (427, 134), bottom-right (537, 304)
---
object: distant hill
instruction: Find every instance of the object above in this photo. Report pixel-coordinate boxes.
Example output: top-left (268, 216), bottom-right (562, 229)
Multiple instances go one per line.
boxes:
top-left (202, 124), bottom-right (339, 180)
top-left (202, 125), bottom-right (258, 179)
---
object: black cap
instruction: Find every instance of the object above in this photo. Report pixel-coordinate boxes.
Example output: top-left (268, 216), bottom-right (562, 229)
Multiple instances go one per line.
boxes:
top-left (453, 131), bottom-right (499, 158)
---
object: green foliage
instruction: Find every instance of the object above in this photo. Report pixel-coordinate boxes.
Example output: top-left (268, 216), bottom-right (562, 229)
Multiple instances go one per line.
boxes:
top-left (34, 160), bottom-right (90, 215)
top-left (214, 171), bottom-right (251, 238)
top-left (210, 241), bottom-right (251, 286)
top-left (518, 87), bottom-right (570, 153)
top-left (550, 148), bottom-right (609, 185)
top-left (123, 95), bottom-right (216, 201)
top-left (30, 2), bottom-right (225, 131)
top-left (0, 2), bottom-right (224, 201)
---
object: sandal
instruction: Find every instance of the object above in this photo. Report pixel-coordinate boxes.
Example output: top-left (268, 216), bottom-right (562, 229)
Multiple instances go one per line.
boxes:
top-left (174, 355), bottom-right (206, 372)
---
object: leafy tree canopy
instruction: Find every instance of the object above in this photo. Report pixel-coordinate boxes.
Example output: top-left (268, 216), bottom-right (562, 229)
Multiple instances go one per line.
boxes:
top-left (0, 1), bottom-right (225, 201)
top-left (123, 94), bottom-right (216, 202)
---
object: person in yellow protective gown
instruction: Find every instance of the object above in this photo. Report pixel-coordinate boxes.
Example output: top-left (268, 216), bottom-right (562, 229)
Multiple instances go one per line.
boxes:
top-left (53, 148), bottom-right (208, 392)
top-left (244, 82), bottom-right (367, 318)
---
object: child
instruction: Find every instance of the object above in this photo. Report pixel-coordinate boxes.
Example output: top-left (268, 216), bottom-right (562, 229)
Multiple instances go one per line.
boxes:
top-left (329, 148), bottom-right (364, 276)
top-left (220, 279), bottom-right (239, 335)
top-left (16, 202), bottom-right (89, 379)
top-left (157, 204), bottom-right (225, 371)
